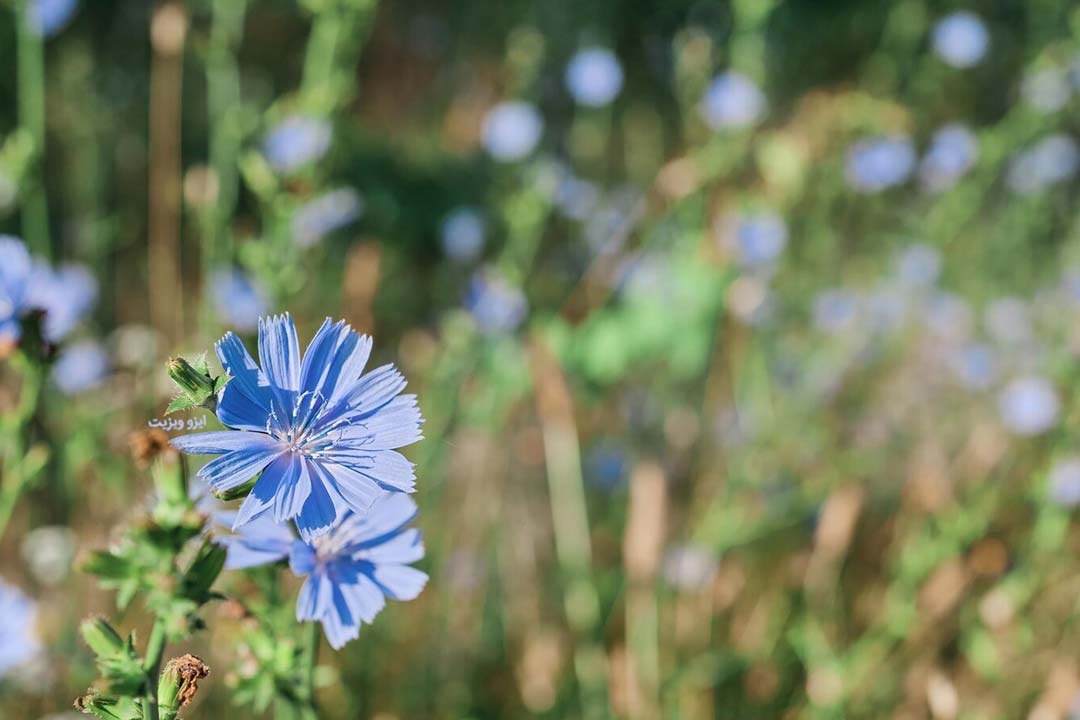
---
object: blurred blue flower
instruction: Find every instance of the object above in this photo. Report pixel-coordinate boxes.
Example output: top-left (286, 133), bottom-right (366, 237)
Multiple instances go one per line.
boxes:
top-left (931, 11), bottom-right (989, 68)
top-left (465, 270), bottom-right (528, 333)
top-left (983, 296), bottom-right (1032, 346)
top-left (28, 0), bottom-right (78, 38)
top-left (1048, 457), bottom-right (1080, 508)
top-left (263, 116), bottom-right (332, 173)
top-left (585, 443), bottom-right (628, 491)
top-left (173, 314), bottom-right (423, 541)
top-left (845, 136), bottom-right (915, 193)
top-left (732, 212), bottom-right (787, 268)
top-left (209, 506), bottom-right (297, 571)
top-left (208, 269), bottom-right (270, 333)
top-left (482, 102), bottom-right (543, 161)
top-left (1021, 68), bottom-right (1071, 113)
top-left (33, 263), bottom-right (97, 343)
top-left (439, 207), bottom-right (486, 262)
top-left (224, 493), bottom-right (427, 649)
top-left (565, 47), bottom-right (624, 107)
top-left (895, 244), bottom-right (942, 288)
top-left (52, 340), bottom-right (108, 396)
top-left (919, 124), bottom-right (978, 192)
top-left (0, 579), bottom-right (38, 677)
top-left (947, 343), bottom-right (996, 390)
top-left (699, 71), bottom-right (766, 130)
top-left (1007, 134), bottom-right (1080, 194)
top-left (0, 236), bottom-right (96, 344)
top-left (553, 175), bottom-right (600, 222)
top-left (292, 189), bottom-right (364, 248)
top-left (998, 375), bottom-right (1058, 436)
top-left (812, 289), bottom-right (859, 333)
top-left (923, 291), bottom-right (972, 340)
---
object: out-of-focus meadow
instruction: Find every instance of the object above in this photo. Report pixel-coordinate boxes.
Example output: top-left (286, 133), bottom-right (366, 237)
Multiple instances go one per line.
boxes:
top-left (6, 0), bottom-right (1080, 717)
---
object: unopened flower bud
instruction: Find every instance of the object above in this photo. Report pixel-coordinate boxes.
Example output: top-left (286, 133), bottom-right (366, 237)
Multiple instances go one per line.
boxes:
top-left (181, 539), bottom-right (226, 602)
top-left (166, 355), bottom-right (224, 413)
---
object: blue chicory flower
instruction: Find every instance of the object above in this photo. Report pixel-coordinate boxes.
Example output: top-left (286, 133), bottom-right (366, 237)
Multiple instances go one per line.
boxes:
top-left (439, 207), bottom-right (486, 263)
top-left (699, 71), bottom-right (766, 130)
top-left (1006, 134), bottom-right (1080, 195)
top-left (919, 124), bottom-right (978, 192)
top-left (172, 314), bottom-right (423, 540)
top-left (263, 116), bottom-right (332, 173)
top-left (931, 11), bottom-right (989, 69)
top-left (52, 339), bottom-right (109, 396)
top-left (219, 492), bottom-right (427, 649)
top-left (565, 47), bottom-right (624, 107)
top-left (208, 269), bottom-right (270, 333)
top-left (0, 235), bottom-right (96, 344)
top-left (0, 579), bottom-right (39, 677)
top-left (28, 0), bottom-right (78, 38)
top-left (292, 189), bottom-right (364, 248)
top-left (845, 136), bottom-right (915, 193)
top-left (1049, 457), bottom-right (1080, 508)
top-left (998, 375), bottom-right (1059, 436)
top-left (481, 101), bottom-right (543, 161)
top-left (465, 270), bottom-right (528, 334)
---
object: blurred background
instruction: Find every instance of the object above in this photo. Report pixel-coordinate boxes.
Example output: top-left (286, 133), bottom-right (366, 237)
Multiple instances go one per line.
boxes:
top-left (3, 0), bottom-right (1080, 717)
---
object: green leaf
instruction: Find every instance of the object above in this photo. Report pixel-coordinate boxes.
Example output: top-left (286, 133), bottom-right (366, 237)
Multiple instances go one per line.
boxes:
top-left (165, 395), bottom-right (197, 415)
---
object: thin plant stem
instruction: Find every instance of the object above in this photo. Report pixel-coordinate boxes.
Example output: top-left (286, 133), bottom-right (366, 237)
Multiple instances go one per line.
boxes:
top-left (0, 354), bottom-right (45, 541)
top-left (142, 618), bottom-right (168, 720)
top-left (300, 621), bottom-right (320, 720)
top-left (14, 0), bottom-right (50, 258)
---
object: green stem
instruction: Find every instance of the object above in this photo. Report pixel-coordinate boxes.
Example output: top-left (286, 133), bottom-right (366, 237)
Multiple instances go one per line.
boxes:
top-left (204, 0), bottom-right (248, 276)
top-left (300, 621), bottom-right (320, 720)
top-left (142, 619), bottom-right (168, 720)
top-left (14, 0), bottom-right (50, 258)
top-left (0, 355), bottom-right (45, 541)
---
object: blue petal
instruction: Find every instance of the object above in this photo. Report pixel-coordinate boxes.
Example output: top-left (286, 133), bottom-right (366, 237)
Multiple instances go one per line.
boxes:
top-left (299, 319), bottom-right (373, 405)
top-left (171, 430), bottom-right (276, 456)
top-left (363, 528), bottom-right (425, 565)
top-left (320, 584), bottom-right (363, 649)
top-left (371, 564), bottom-right (428, 601)
top-left (296, 467), bottom-right (341, 540)
top-left (258, 313), bottom-right (301, 396)
top-left (233, 468), bottom-right (283, 526)
top-left (340, 364), bottom-right (406, 416)
top-left (288, 540), bottom-right (317, 576)
top-left (198, 446), bottom-right (282, 493)
top-left (334, 395), bottom-right (423, 451)
top-left (340, 573), bottom-right (386, 624)
top-left (296, 571), bottom-right (333, 622)
top-left (215, 333), bottom-right (276, 432)
top-left (271, 454), bottom-right (311, 523)
top-left (318, 462), bottom-right (383, 516)
top-left (221, 514), bottom-right (294, 569)
top-left (326, 449), bottom-right (416, 493)
top-left (352, 493), bottom-right (419, 546)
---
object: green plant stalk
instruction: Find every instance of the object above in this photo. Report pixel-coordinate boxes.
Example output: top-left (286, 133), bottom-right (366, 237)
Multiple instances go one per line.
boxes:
top-left (301, 621), bottom-right (320, 720)
top-left (14, 0), bottom-right (50, 258)
top-left (0, 354), bottom-right (46, 541)
top-left (141, 619), bottom-right (168, 720)
top-left (204, 0), bottom-right (248, 276)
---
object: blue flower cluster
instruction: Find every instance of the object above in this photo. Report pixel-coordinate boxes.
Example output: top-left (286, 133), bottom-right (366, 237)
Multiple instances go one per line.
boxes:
top-left (174, 314), bottom-right (427, 648)
top-left (0, 235), bottom-right (96, 345)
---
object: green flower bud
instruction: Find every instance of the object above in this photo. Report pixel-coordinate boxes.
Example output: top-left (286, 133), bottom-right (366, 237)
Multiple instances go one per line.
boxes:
top-left (73, 693), bottom-right (125, 720)
top-left (181, 539), bottom-right (227, 602)
top-left (157, 654), bottom-right (210, 720)
top-left (165, 355), bottom-right (224, 414)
